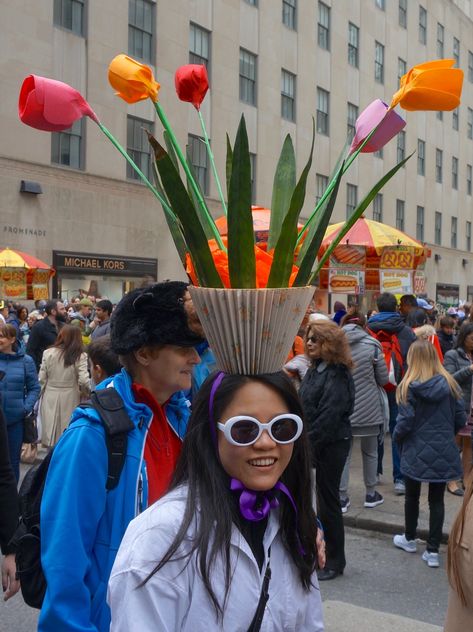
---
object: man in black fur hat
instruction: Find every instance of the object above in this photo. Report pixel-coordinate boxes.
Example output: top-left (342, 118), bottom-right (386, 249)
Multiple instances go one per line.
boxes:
top-left (38, 281), bottom-right (202, 632)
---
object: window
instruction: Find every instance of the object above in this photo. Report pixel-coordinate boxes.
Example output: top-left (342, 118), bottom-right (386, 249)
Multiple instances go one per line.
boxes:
top-left (416, 206), bottom-right (424, 241)
top-left (347, 102), bottom-right (358, 142)
top-left (189, 23), bottom-right (210, 68)
top-left (467, 221), bottom-right (472, 251)
top-left (398, 57), bottom-right (406, 84)
top-left (468, 108), bottom-right (473, 139)
top-left (397, 130), bottom-right (405, 163)
top-left (348, 22), bottom-right (359, 68)
top-left (451, 216), bottom-right (458, 249)
top-left (283, 0), bottom-right (296, 30)
top-left (453, 108), bottom-right (459, 131)
top-left (188, 134), bottom-right (208, 194)
top-left (375, 0), bottom-right (385, 9)
top-left (468, 164), bottom-right (472, 196)
top-left (399, 0), bottom-right (407, 28)
top-left (437, 111), bottom-right (443, 121)
top-left (419, 6), bottom-right (427, 45)
top-left (436, 149), bottom-right (443, 183)
top-left (396, 199), bottom-right (405, 231)
top-left (435, 212), bottom-right (442, 245)
top-left (239, 48), bottom-right (257, 105)
top-left (52, 119), bottom-right (84, 169)
top-left (373, 193), bottom-right (383, 222)
top-left (316, 87), bottom-right (329, 135)
top-left (249, 153), bottom-right (256, 204)
top-left (375, 42), bottom-right (384, 84)
top-left (374, 148), bottom-right (384, 159)
top-left (281, 70), bottom-right (296, 122)
top-left (244, 0), bottom-right (257, 5)
top-left (346, 184), bottom-right (358, 219)
top-left (53, 0), bottom-right (85, 36)
top-left (437, 23), bottom-right (444, 58)
top-left (126, 116), bottom-right (153, 181)
top-left (417, 139), bottom-right (425, 176)
top-left (469, 51), bottom-right (473, 83)
top-left (318, 2), bottom-right (330, 50)
top-left (316, 173), bottom-right (328, 203)
top-left (452, 157), bottom-right (458, 189)
top-left (128, 0), bottom-right (154, 63)
top-left (453, 37), bottom-right (460, 67)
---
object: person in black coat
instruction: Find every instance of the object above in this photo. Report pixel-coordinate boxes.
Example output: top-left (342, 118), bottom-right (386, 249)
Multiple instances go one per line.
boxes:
top-left (299, 320), bottom-right (355, 580)
top-left (26, 299), bottom-right (67, 370)
top-left (0, 398), bottom-right (20, 600)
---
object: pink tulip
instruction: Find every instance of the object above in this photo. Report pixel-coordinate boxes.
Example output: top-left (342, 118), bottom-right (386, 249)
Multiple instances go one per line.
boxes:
top-left (18, 75), bottom-right (98, 132)
top-left (349, 99), bottom-right (405, 154)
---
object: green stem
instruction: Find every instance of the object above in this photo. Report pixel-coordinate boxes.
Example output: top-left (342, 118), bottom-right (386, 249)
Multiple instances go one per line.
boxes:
top-left (97, 121), bottom-right (177, 222)
top-left (153, 102), bottom-right (226, 250)
top-left (295, 114), bottom-right (389, 246)
top-left (198, 109), bottom-right (228, 216)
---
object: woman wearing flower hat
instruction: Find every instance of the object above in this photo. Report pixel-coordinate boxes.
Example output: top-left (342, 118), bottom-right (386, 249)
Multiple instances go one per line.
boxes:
top-left (109, 371), bottom-right (324, 631)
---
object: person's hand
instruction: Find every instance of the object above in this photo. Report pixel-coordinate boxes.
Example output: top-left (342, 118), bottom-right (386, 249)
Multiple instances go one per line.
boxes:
top-left (316, 527), bottom-right (326, 569)
top-left (2, 554), bottom-right (20, 601)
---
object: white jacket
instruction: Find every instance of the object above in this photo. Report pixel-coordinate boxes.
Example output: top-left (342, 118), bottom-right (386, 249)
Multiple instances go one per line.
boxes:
top-left (108, 486), bottom-right (324, 631)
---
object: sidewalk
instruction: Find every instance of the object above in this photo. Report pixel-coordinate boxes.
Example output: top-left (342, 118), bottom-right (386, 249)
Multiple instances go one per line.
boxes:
top-left (343, 435), bottom-right (463, 542)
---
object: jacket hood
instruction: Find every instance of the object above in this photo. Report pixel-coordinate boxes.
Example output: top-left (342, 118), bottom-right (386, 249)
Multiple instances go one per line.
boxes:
top-left (368, 312), bottom-right (405, 333)
top-left (410, 375), bottom-right (453, 402)
top-left (0, 350), bottom-right (25, 360)
top-left (342, 323), bottom-right (374, 344)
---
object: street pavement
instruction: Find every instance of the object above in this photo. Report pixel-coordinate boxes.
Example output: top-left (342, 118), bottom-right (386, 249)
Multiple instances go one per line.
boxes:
top-left (0, 435), bottom-right (461, 631)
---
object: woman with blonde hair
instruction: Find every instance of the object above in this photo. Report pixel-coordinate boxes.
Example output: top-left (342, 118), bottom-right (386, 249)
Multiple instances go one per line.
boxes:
top-left (392, 341), bottom-right (466, 568)
top-left (299, 320), bottom-right (355, 580)
top-left (39, 324), bottom-right (89, 447)
top-left (445, 478), bottom-right (473, 630)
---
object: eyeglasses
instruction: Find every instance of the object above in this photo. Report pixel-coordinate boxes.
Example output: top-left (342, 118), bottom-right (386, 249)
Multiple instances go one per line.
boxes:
top-left (307, 335), bottom-right (318, 344)
top-left (217, 414), bottom-right (303, 446)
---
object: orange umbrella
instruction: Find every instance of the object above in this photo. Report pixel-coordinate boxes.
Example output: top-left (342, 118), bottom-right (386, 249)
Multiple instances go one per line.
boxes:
top-left (0, 247), bottom-right (52, 269)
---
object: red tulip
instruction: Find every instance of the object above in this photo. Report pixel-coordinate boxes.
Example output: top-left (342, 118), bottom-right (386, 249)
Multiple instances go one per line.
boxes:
top-left (18, 75), bottom-right (98, 132)
top-left (175, 64), bottom-right (209, 109)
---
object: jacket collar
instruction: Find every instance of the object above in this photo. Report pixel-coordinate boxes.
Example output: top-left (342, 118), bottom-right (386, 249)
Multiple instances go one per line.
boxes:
top-left (315, 359), bottom-right (328, 373)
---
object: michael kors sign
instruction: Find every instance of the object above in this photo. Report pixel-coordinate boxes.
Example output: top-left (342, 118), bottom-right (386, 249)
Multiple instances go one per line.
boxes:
top-left (53, 251), bottom-right (157, 277)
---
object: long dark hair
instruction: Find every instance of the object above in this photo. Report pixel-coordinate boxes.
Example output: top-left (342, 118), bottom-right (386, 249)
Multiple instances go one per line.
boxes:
top-left (455, 321), bottom-right (473, 351)
top-left (52, 325), bottom-right (83, 367)
top-left (143, 372), bottom-right (318, 617)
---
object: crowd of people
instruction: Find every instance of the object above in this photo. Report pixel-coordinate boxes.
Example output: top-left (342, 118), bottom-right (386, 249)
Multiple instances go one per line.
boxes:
top-left (0, 287), bottom-right (472, 630)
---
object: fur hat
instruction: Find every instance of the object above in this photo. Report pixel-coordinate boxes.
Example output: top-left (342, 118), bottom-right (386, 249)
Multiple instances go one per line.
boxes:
top-left (110, 281), bottom-right (204, 355)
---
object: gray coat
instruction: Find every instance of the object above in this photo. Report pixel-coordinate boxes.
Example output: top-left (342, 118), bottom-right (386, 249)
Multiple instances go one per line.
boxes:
top-left (342, 324), bottom-right (389, 432)
top-left (444, 347), bottom-right (473, 413)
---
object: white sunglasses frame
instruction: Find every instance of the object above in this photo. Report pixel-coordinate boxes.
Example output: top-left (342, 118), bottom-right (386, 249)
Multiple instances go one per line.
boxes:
top-left (217, 413), bottom-right (303, 446)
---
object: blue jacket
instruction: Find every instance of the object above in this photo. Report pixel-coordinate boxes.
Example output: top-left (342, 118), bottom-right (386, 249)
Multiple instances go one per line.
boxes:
top-left (39, 369), bottom-right (191, 632)
top-left (0, 351), bottom-right (40, 426)
top-left (393, 375), bottom-right (466, 482)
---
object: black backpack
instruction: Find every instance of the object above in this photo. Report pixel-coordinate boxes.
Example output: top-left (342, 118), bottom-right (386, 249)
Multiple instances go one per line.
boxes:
top-left (11, 388), bottom-right (135, 609)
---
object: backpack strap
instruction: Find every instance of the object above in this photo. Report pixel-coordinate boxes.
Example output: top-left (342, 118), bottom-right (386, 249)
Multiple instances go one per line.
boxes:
top-left (83, 388), bottom-right (135, 491)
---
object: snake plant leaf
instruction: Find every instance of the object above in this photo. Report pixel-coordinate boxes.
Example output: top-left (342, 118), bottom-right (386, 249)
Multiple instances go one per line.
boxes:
top-left (266, 120), bottom-right (315, 288)
top-left (268, 134), bottom-right (296, 251)
top-left (163, 130), bottom-right (179, 172)
top-left (151, 136), bottom-right (223, 288)
top-left (227, 115), bottom-right (256, 288)
top-left (293, 160), bottom-right (345, 286)
top-left (226, 133), bottom-right (233, 198)
top-left (309, 150), bottom-right (415, 283)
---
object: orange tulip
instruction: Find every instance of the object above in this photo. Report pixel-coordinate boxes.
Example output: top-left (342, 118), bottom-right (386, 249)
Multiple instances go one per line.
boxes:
top-left (390, 59), bottom-right (463, 111)
top-left (108, 54), bottom-right (160, 103)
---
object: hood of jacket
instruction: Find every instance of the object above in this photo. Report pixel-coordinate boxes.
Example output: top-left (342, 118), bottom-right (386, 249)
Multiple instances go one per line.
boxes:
top-left (367, 312), bottom-right (405, 333)
top-left (409, 374), bottom-right (452, 403)
top-left (342, 323), bottom-right (376, 345)
top-left (0, 349), bottom-right (25, 361)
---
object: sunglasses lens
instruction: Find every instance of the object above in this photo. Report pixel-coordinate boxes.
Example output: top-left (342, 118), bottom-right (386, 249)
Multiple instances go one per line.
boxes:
top-left (271, 417), bottom-right (299, 442)
top-left (230, 419), bottom-right (260, 445)
top-left (308, 336), bottom-right (317, 343)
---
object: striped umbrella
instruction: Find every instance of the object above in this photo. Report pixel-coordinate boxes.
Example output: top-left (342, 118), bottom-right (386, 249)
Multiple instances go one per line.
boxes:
top-left (0, 247), bottom-right (52, 269)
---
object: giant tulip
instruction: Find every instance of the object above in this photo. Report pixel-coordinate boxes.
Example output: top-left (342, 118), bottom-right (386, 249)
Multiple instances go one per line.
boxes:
top-left (175, 64), bottom-right (209, 109)
top-left (108, 54), bottom-right (160, 103)
top-left (390, 59), bottom-right (463, 111)
top-left (349, 99), bottom-right (405, 154)
top-left (18, 75), bottom-right (98, 131)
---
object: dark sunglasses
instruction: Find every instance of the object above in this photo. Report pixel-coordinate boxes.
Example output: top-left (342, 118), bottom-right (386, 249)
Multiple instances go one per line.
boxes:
top-left (307, 335), bottom-right (318, 344)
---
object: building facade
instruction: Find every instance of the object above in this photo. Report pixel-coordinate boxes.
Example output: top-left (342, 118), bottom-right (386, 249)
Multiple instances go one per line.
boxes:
top-left (1, 0), bottom-right (472, 304)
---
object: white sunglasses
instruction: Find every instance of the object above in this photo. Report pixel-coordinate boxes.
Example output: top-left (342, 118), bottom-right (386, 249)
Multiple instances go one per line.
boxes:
top-left (217, 414), bottom-right (303, 446)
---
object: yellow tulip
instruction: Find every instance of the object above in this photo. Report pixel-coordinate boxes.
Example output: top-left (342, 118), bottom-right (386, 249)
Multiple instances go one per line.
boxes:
top-left (390, 59), bottom-right (463, 111)
top-left (108, 54), bottom-right (160, 103)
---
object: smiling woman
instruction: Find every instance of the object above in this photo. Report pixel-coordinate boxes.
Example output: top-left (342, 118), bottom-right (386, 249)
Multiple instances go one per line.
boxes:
top-left (108, 371), bottom-right (324, 632)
